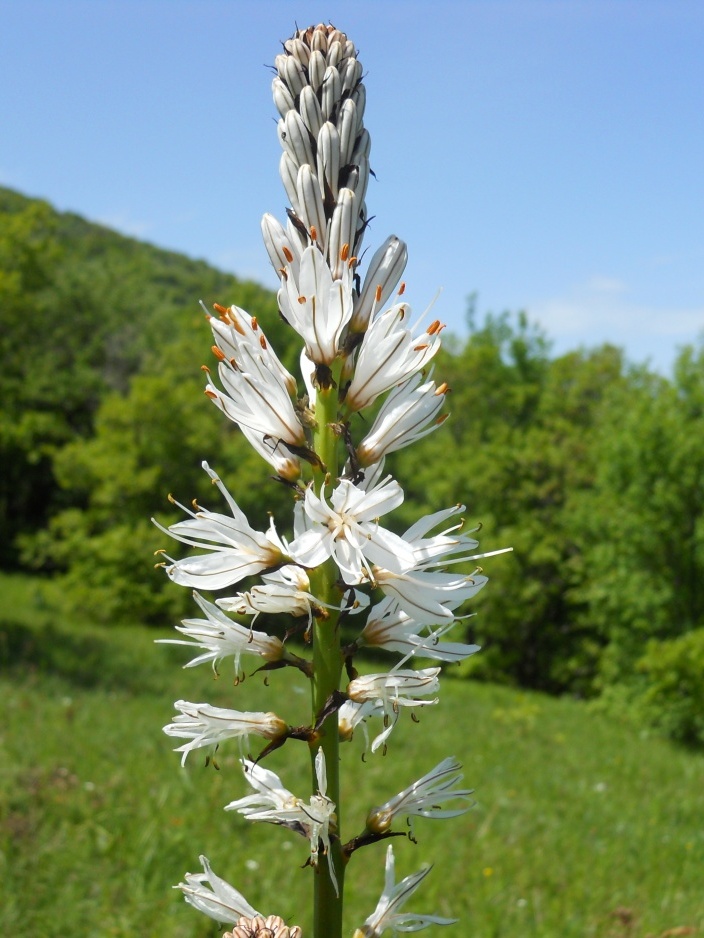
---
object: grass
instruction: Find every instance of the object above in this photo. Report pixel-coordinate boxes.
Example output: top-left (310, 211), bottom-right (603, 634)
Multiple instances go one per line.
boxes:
top-left (1, 571), bottom-right (702, 937)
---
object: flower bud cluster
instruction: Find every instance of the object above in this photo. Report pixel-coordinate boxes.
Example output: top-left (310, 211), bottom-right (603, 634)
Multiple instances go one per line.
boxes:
top-left (154, 22), bottom-right (508, 938)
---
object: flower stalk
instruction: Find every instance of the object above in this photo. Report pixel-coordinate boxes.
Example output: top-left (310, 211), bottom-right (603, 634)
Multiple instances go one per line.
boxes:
top-left (153, 21), bottom-right (507, 938)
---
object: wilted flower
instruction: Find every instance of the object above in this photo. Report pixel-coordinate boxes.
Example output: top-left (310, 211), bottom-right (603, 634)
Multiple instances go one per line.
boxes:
top-left (176, 855), bottom-right (259, 924)
top-left (352, 845), bottom-right (456, 937)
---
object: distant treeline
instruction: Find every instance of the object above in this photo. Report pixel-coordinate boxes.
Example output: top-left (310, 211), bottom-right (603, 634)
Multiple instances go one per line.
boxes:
top-left (2, 187), bottom-right (703, 744)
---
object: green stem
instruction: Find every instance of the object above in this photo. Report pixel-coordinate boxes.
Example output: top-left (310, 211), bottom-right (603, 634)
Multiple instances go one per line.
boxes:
top-left (310, 381), bottom-right (345, 938)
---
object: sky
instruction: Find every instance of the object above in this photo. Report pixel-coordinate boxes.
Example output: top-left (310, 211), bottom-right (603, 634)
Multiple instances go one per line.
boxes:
top-left (2, 0), bottom-right (703, 372)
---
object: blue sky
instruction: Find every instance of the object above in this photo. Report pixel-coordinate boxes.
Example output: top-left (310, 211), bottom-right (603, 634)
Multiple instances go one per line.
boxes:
top-left (2, 0), bottom-right (702, 371)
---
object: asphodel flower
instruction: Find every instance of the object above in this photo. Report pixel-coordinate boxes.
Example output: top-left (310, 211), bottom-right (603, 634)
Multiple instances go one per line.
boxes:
top-left (153, 461), bottom-right (290, 590)
top-left (289, 475), bottom-right (415, 581)
top-left (163, 701), bottom-right (288, 766)
top-left (359, 596), bottom-right (480, 663)
top-left (343, 305), bottom-right (444, 413)
top-left (365, 757), bottom-right (474, 835)
top-left (352, 845), bottom-right (456, 937)
top-left (225, 750), bottom-right (339, 894)
top-left (277, 243), bottom-right (354, 365)
top-left (356, 372), bottom-right (449, 467)
top-left (156, 591), bottom-right (284, 678)
top-left (347, 668), bottom-right (440, 752)
top-left (204, 341), bottom-right (307, 452)
top-left (176, 855), bottom-right (259, 924)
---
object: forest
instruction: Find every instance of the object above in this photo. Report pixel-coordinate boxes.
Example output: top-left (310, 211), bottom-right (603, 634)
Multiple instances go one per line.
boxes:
top-left (2, 184), bottom-right (703, 747)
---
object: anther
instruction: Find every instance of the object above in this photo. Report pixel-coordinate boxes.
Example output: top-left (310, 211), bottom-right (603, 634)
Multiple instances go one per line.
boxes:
top-left (398, 282), bottom-right (406, 295)
top-left (211, 346), bottom-right (226, 361)
top-left (310, 225), bottom-right (318, 242)
top-left (375, 284), bottom-right (382, 302)
top-left (298, 295), bottom-right (307, 305)
top-left (282, 245), bottom-right (294, 262)
top-left (213, 302), bottom-right (228, 315)
top-left (340, 243), bottom-right (350, 261)
top-left (204, 389), bottom-right (218, 399)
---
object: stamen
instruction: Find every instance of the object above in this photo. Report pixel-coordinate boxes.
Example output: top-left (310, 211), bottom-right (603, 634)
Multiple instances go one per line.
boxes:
top-left (398, 281), bottom-right (406, 295)
top-left (211, 346), bottom-right (226, 361)
top-left (282, 245), bottom-right (294, 262)
top-left (310, 225), bottom-right (318, 242)
top-left (298, 296), bottom-right (307, 305)
top-left (340, 243), bottom-right (350, 261)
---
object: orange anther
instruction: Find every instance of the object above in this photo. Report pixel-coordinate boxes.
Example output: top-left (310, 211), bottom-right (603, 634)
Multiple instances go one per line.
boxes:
top-left (298, 295), bottom-right (307, 305)
top-left (211, 346), bottom-right (226, 361)
top-left (398, 282), bottom-right (406, 296)
top-left (213, 303), bottom-right (228, 315)
top-left (204, 389), bottom-right (218, 399)
top-left (340, 243), bottom-right (350, 261)
top-left (282, 245), bottom-right (294, 262)
top-left (310, 225), bottom-right (318, 242)
top-left (436, 382), bottom-right (449, 395)
top-left (375, 284), bottom-right (383, 302)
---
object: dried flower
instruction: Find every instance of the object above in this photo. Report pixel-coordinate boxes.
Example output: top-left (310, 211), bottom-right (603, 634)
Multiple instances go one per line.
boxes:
top-left (224, 914), bottom-right (303, 937)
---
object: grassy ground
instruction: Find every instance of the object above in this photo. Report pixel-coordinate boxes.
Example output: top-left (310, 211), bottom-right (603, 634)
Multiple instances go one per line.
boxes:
top-left (1, 572), bottom-right (702, 938)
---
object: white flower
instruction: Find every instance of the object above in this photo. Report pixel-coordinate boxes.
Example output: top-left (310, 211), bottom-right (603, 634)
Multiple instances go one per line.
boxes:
top-left (356, 373), bottom-right (448, 467)
top-left (278, 244), bottom-right (354, 365)
top-left (343, 304), bottom-right (444, 413)
top-left (205, 342), bottom-right (306, 450)
top-left (163, 701), bottom-right (288, 766)
top-left (225, 750), bottom-right (339, 894)
top-left (209, 305), bottom-right (298, 398)
top-left (217, 565), bottom-right (315, 621)
top-left (176, 855), bottom-right (259, 924)
top-left (338, 698), bottom-right (385, 744)
top-left (360, 596), bottom-right (480, 663)
top-left (374, 565), bottom-right (488, 627)
top-left (366, 757), bottom-right (474, 834)
top-left (288, 475), bottom-right (415, 581)
top-left (156, 592), bottom-right (284, 677)
top-left (153, 461), bottom-right (289, 590)
top-left (347, 668), bottom-right (440, 752)
top-left (352, 845), bottom-right (456, 937)
top-left (350, 235), bottom-right (408, 332)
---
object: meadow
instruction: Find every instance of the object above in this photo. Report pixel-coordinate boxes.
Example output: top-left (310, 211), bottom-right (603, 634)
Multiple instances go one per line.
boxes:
top-left (1, 572), bottom-right (702, 938)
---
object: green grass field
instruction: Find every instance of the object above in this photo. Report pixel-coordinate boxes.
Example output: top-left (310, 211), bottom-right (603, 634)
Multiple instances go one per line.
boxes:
top-left (1, 573), bottom-right (702, 938)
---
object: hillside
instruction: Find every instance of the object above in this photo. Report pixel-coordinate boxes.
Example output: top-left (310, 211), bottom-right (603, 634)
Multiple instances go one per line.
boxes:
top-left (0, 186), bottom-right (281, 568)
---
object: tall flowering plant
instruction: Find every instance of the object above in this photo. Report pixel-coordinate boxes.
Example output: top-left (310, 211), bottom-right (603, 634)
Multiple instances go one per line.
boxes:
top-left (154, 23), bottom-right (506, 938)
